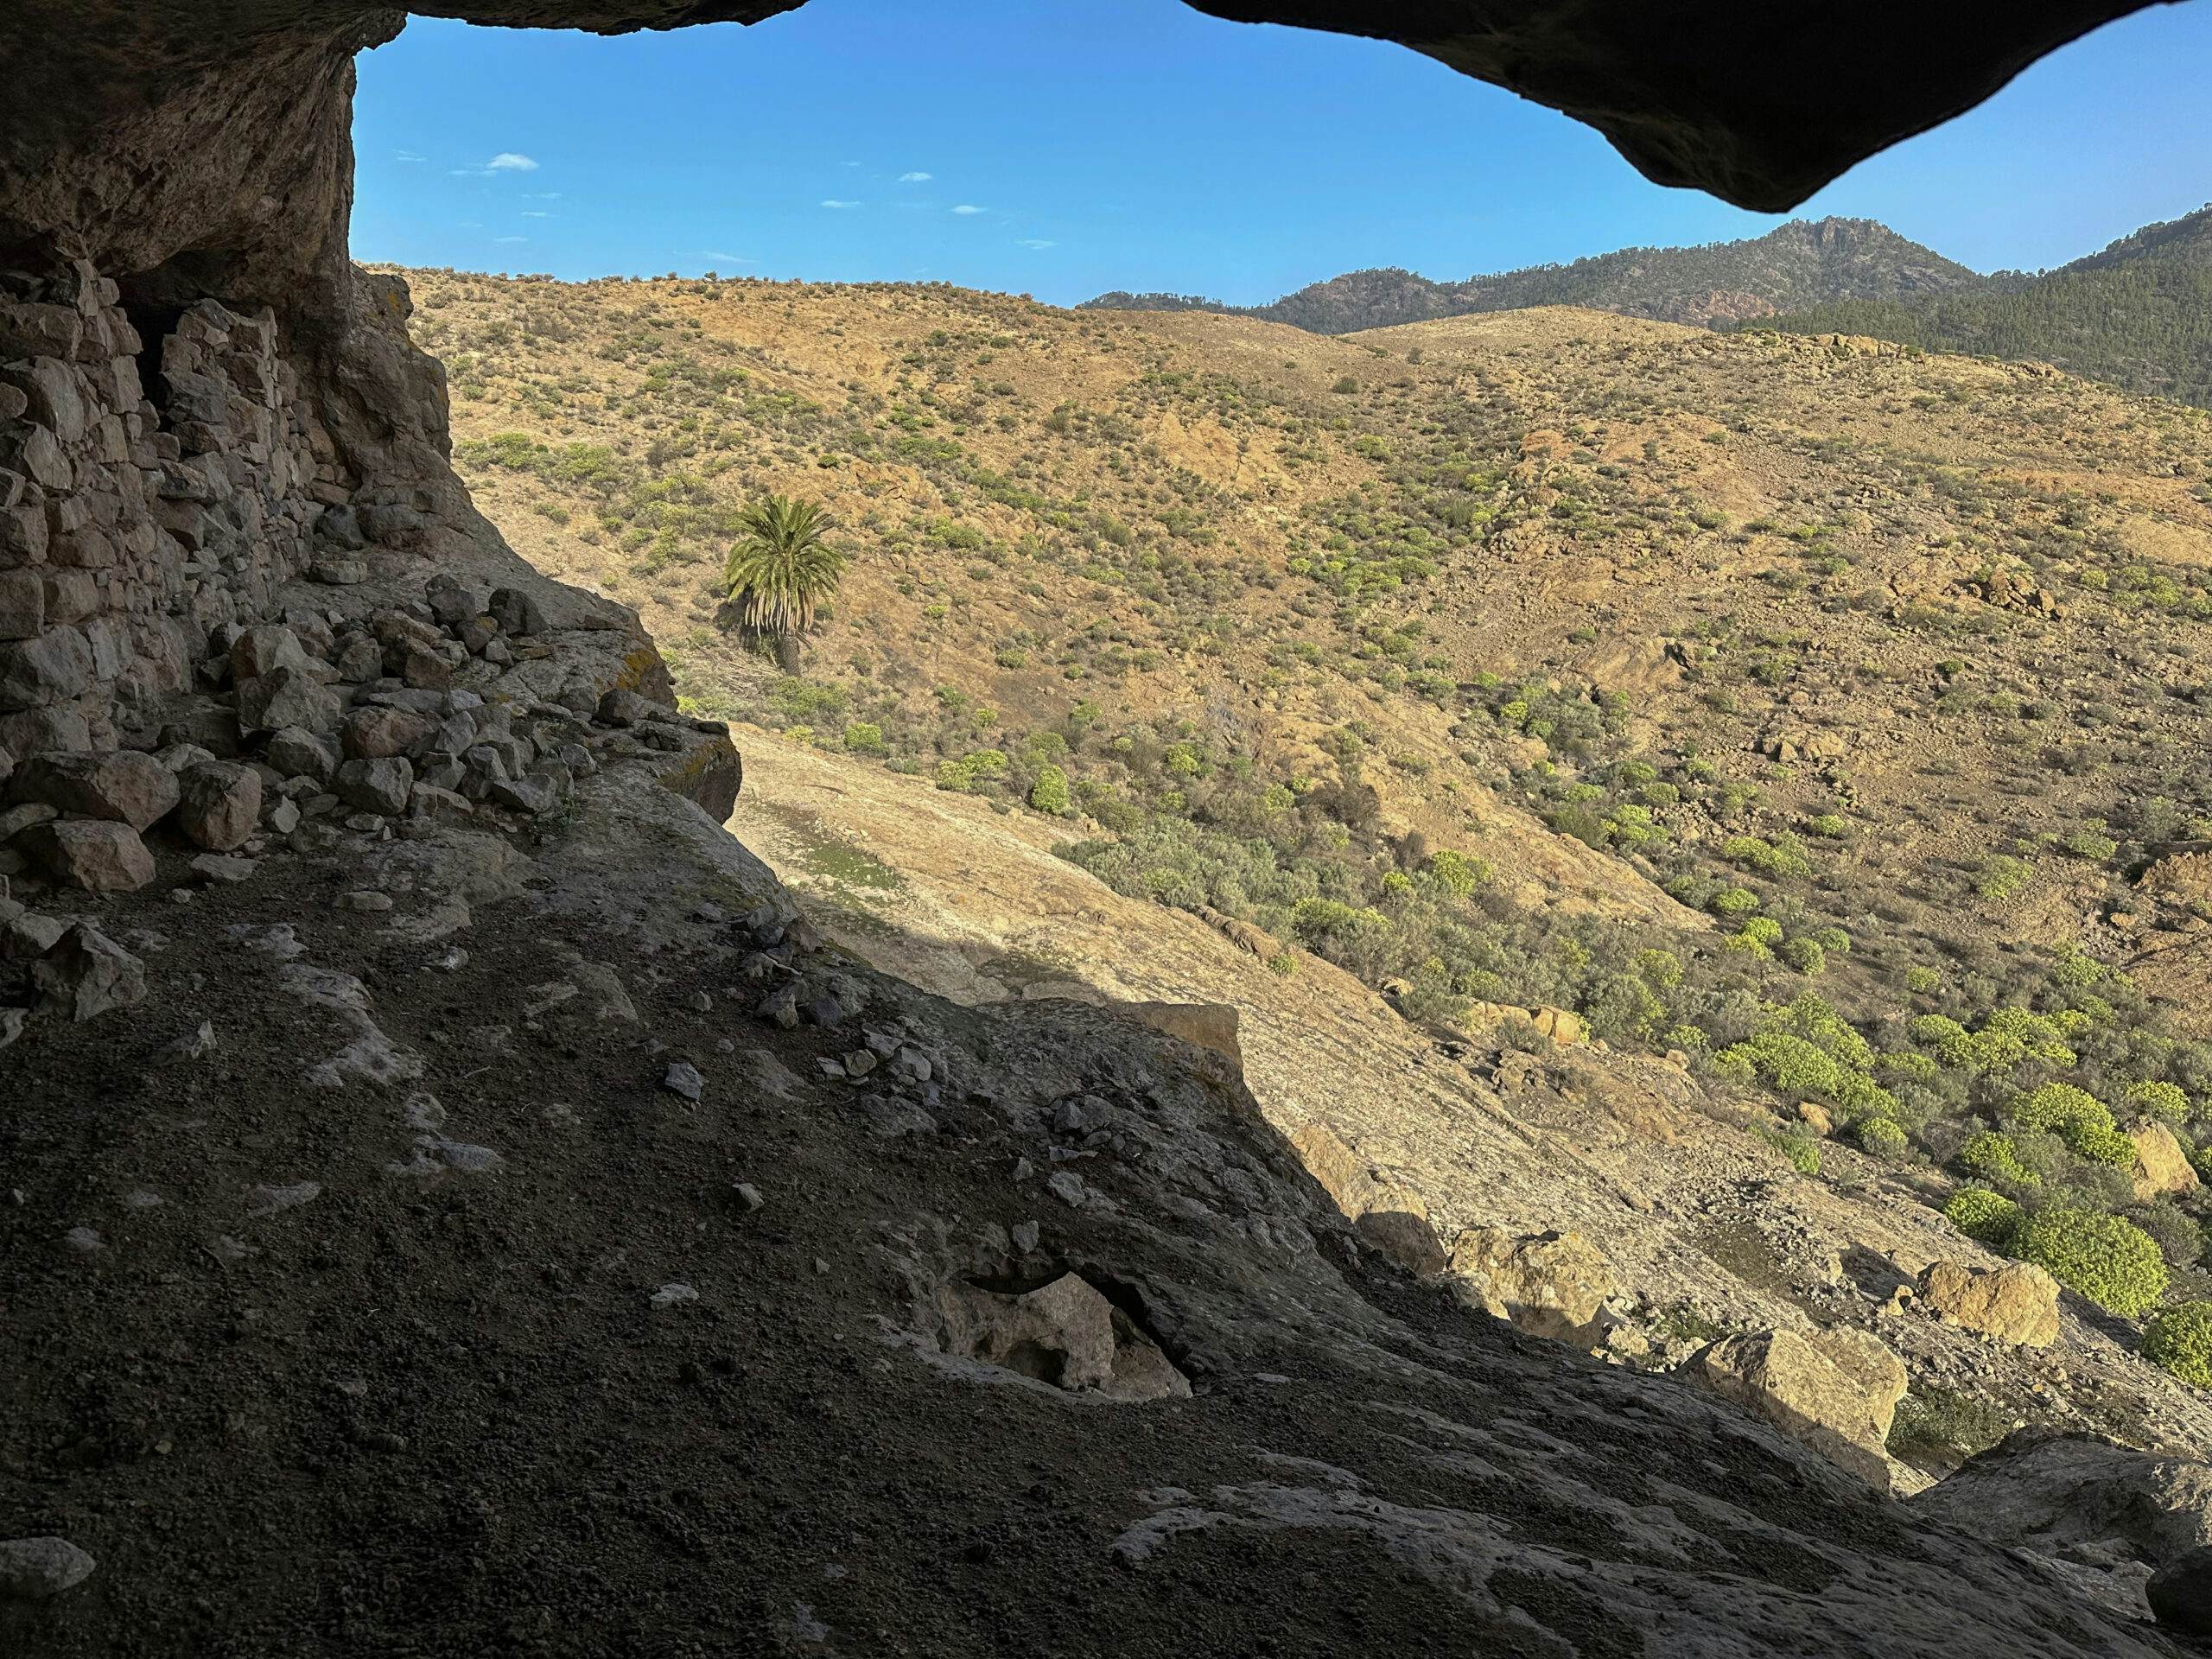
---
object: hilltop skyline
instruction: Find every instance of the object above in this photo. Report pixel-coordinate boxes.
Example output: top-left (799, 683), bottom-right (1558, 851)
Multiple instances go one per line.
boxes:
top-left (349, 0), bottom-right (2212, 307)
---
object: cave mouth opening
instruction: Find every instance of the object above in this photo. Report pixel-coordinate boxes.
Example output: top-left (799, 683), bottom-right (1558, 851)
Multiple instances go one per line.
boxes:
top-left (113, 248), bottom-right (252, 416)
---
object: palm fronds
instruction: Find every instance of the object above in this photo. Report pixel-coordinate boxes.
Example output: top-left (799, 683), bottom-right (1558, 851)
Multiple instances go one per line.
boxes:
top-left (723, 493), bottom-right (845, 637)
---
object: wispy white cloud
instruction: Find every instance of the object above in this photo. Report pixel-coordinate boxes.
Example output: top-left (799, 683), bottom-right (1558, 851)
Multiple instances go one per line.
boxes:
top-left (951, 204), bottom-right (985, 216)
top-left (452, 152), bottom-right (542, 179)
top-left (820, 199), bottom-right (862, 210)
top-left (523, 191), bottom-right (562, 200)
top-left (494, 235), bottom-right (529, 244)
top-left (898, 170), bottom-right (932, 182)
top-left (520, 211), bottom-right (555, 219)
top-left (700, 251), bottom-right (757, 265)
top-left (394, 149), bottom-right (426, 163)
top-left (457, 220), bottom-right (483, 230)
top-left (1018, 238), bottom-right (1057, 250)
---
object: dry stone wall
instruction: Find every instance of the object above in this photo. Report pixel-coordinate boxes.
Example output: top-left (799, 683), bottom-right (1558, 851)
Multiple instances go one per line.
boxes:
top-left (0, 258), bottom-right (424, 759)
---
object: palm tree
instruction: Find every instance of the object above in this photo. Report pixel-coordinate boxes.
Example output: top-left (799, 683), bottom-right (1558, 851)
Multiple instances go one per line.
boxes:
top-left (722, 493), bottom-right (845, 645)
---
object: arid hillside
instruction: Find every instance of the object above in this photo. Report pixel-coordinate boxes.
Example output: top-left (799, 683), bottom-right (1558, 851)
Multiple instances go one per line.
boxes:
top-left (397, 264), bottom-right (2212, 1436)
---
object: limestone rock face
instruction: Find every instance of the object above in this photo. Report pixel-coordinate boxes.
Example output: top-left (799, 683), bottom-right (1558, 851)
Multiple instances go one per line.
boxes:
top-left (2128, 1120), bottom-right (2200, 1201)
top-left (1918, 1259), bottom-right (2062, 1347)
top-left (1689, 1325), bottom-right (1907, 1488)
top-left (1447, 1226), bottom-right (1617, 1346)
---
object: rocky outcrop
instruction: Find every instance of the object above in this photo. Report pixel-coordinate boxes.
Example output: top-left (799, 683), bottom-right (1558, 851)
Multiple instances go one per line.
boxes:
top-left (1447, 1225), bottom-right (1617, 1346)
top-left (2128, 1119), bottom-right (2200, 1201)
top-left (1918, 1259), bottom-right (2063, 1347)
top-left (1911, 1432), bottom-right (2212, 1628)
top-left (932, 1272), bottom-right (1192, 1401)
top-left (1688, 1325), bottom-right (1909, 1488)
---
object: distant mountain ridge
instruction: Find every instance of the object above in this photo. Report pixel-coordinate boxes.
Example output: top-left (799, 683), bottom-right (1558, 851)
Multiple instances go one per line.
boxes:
top-left (1082, 218), bottom-right (1981, 333)
top-left (1757, 203), bottom-right (2212, 410)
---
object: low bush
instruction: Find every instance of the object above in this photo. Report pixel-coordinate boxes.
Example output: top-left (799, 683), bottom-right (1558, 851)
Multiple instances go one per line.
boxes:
top-left (2143, 1302), bottom-right (2212, 1388)
top-left (2016, 1206), bottom-right (2169, 1317)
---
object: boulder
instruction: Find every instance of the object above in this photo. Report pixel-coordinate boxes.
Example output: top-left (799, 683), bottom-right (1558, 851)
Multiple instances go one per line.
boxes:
top-left (9, 749), bottom-right (178, 830)
top-left (1529, 1006), bottom-right (1583, 1046)
top-left (1916, 1259), bottom-right (2061, 1346)
top-left (1447, 1227), bottom-right (1618, 1346)
top-left (227, 623), bottom-right (310, 682)
top-left (1289, 1121), bottom-right (1445, 1276)
top-left (342, 705), bottom-right (435, 760)
top-left (488, 586), bottom-right (547, 636)
top-left (235, 667), bottom-right (340, 735)
top-left (175, 761), bottom-right (263, 851)
top-left (2127, 1121), bottom-right (2200, 1202)
top-left (22, 818), bottom-right (155, 892)
top-left (2150, 1547), bottom-right (2212, 1637)
top-left (31, 922), bottom-right (147, 1020)
top-left (0, 1535), bottom-right (96, 1601)
top-left (1688, 1326), bottom-right (1906, 1488)
top-left (334, 756), bottom-right (413, 817)
top-left (932, 1272), bottom-right (1189, 1401)
top-left (265, 725), bottom-right (339, 785)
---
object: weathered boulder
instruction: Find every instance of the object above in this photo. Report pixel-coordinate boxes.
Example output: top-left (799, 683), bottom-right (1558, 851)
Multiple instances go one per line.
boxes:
top-left (334, 756), bottom-right (412, 817)
top-left (1917, 1259), bottom-right (2062, 1347)
top-left (341, 704), bottom-right (436, 760)
top-left (932, 1272), bottom-right (1189, 1401)
top-left (2149, 1547), bottom-right (2212, 1637)
top-left (175, 760), bottom-right (262, 851)
top-left (265, 725), bottom-right (339, 785)
top-left (0, 1535), bottom-right (96, 1601)
top-left (10, 749), bottom-right (178, 829)
top-left (31, 922), bottom-right (146, 1020)
top-left (22, 818), bottom-right (154, 891)
top-left (2128, 1121), bottom-right (2200, 1202)
top-left (1289, 1120), bottom-right (1444, 1275)
top-left (235, 667), bottom-right (340, 735)
top-left (228, 623), bottom-right (311, 682)
top-left (1446, 1226), bottom-right (1618, 1346)
top-left (1688, 1326), bottom-right (1907, 1488)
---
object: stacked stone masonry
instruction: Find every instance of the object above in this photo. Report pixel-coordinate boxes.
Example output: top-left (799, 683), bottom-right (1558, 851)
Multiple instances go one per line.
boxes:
top-left (0, 257), bottom-right (433, 759)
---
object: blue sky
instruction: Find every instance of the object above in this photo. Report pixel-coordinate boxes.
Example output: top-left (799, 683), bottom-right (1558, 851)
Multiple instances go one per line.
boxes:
top-left (352, 0), bottom-right (2212, 306)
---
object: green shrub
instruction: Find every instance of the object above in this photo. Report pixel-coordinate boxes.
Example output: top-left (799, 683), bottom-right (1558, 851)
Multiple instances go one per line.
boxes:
top-left (2009, 1083), bottom-right (2133, 1165)
top-left (1778, 938), bottom-right (1827, 976)
top-left (1960, 1130), bottom-right (2041, 1189)
top-left (842, 721), bottom-right (887, 756)
top-left (1427, 849), bottom-right (1491, 897)
top-left (1751, 1123), bottom-right (1821, 1176)
top-left (1904, 965), bottom-right (1942, 995)
top-left (1029, 764), bottom-right (1072, 816)
top-left (1854, 1117), bottom-right (1909, 1160)
top-left (2143, 1302), bottom-right (2212, 1388)
top-left (2017, 1207), bottom-right (2169, 1317)
top-left (2123, 1081), bottom-right (2192, 1126)
top-left (1944, 1187), bottom-right (2021, 1248)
